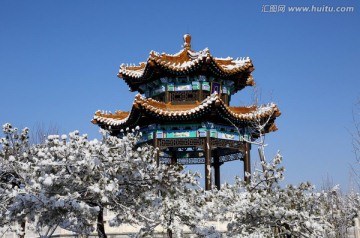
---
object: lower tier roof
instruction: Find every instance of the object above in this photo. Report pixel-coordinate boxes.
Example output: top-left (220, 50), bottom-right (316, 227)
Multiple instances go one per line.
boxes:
top-left (92, 93), bottom-right (281, 134)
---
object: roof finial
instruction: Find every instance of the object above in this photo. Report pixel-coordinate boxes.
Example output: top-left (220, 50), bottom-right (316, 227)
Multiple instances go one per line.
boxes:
top-left (183, 34), bottom-right (191, 49)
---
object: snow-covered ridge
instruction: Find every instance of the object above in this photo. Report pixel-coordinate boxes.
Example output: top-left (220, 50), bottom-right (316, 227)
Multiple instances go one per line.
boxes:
top-left (118, 47), bottom-right (252, 79)
top-left (92, 93), bottom-right (280, 127)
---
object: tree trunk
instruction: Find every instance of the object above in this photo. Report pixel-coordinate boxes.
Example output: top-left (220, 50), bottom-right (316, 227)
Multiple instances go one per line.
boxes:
top-left (167, 228), bottom-right (173, 238)
top-left (167, 212), bottom-right (173, 238)
top-left (97, 207), bottom-right (107, 238)
top-left (18, 220), bottom-right (26, 238)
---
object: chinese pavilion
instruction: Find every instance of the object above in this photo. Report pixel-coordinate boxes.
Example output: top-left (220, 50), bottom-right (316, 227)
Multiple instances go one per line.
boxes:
top-left (92, 34), bottom-right (281, 190)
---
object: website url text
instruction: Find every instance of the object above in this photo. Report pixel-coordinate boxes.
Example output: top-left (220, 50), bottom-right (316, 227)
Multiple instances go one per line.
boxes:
top-left (261, 5), bottom-right (355, 13)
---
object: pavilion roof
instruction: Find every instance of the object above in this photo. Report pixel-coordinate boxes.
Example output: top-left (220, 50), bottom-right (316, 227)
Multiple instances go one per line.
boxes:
top-left (92, 93), bottom-right (281, 133)
top-left (118, 34), bottom-right (255, 93)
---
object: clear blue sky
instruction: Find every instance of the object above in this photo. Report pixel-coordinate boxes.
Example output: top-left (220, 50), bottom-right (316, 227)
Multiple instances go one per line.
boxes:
top-left (1, 0), bottom-right (359, 191)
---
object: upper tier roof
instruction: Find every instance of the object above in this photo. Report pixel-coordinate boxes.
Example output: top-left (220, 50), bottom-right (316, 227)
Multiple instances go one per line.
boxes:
top-left (118, 34), bottom-right (255, 93)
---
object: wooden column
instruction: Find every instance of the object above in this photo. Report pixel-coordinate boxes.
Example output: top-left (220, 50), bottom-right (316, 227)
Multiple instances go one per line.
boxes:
top-left (153, 132), bottom-right (160, 166)
top-left (224, 94), bottom-right (229, 105)
top-left (199, 84), bottom-right (203, 101)
top-left (170, 149), bottom-right (177, 165)
top-left (213, 150), bottom-right (221, 190)
top-left (165, 86), bottom-right (169, 103)
top-left (243, 142), bottom-right (251, 183)
top-left (205, 131), bottom-right (212, 190)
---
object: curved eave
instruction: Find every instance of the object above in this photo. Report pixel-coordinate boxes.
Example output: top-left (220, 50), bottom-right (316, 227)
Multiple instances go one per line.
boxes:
top-left (92, 94), bottom-right (281, 132)
top-left (118, 49), bottom-right (255, 92)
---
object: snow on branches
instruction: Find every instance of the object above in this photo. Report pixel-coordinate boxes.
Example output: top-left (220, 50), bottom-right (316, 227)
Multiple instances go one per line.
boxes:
top-left (0, 124), bottom-right (213, 238)
top-left (1, 123), bottom-right (359, 238)
top-left (209, 154), bottom-right (333, 237)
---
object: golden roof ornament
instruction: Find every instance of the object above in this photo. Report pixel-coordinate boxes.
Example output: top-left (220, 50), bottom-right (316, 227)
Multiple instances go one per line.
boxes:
top-left (183, 34), bottom-right (191, 49)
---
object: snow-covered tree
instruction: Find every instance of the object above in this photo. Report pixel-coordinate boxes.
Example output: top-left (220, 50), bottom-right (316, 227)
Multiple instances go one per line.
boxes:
top-left (2, 122), bottom-right (360, 238)
top-left (208, 107), bottom-right (358, 237)
top-left (0, 124), bottom-right (103, 237)
top-left (352, 101), bottom-right (360, 190)
top-left (95, 129), bottom-right (219, 237)
top-left (0, 124), bottom-right (216, 238)
top-left (0, 123), bottom-right (30, 237)
top-left (317, 184), bottom-right (360, 238)
top-left (209, 154), bottom-right (335, 237)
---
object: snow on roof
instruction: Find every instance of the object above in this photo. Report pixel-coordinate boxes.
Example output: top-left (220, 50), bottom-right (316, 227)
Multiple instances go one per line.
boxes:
top-left (118, 35), bottom-right (253, 80)
top-left (92, 93), bottom-right (281, 128)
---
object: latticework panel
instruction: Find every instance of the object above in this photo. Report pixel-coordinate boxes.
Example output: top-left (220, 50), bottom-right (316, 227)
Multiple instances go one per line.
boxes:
top-left (160, 152), bottom-right (243, 165)
top-left (211, 138), bottom-right (244, 150)
top-left (158, 138), bottom-right (205, 148)
top-left (219, 152), bottom-right (244, 163)
top-left (170, 91), bottom-right (197, 102)
top-left (161, 157), bottom-right (216, 165)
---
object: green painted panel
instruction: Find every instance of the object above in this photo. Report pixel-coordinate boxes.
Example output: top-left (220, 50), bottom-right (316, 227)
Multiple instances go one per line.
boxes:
top-left (210, 129), bottom-right (217, 138)
top-left (202, 82), bottom-right (210, 91)
top-left (167, 83), bottom-right (174, 91)
top-left (155, 130), bottom-right (163, 138)
top-left (147, 133), bottom-right (153, 140)
top-left (192, 81), bottom-right (200, 90)
top-left (166, 131), bottom-right (197, 138)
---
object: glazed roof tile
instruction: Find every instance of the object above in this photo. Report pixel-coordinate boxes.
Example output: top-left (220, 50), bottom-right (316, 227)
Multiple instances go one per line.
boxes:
top-left (118, 48), bottom-right (253, 80)
top-left (118, 35), bottom-right (255, 92)
top-left (92, 93), bottom-right (281, 130)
